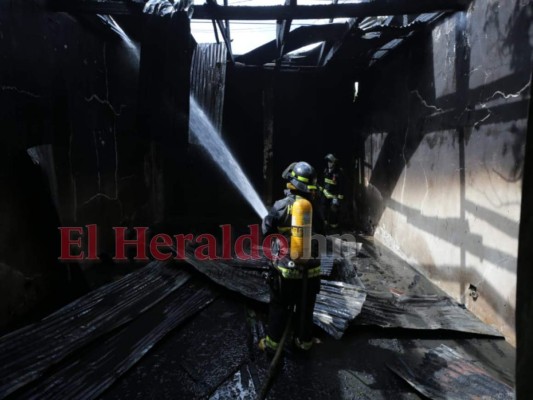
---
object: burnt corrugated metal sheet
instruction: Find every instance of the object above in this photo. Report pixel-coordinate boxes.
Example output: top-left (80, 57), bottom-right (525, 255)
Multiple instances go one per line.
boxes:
top-left (315, 280), bottom-right (367, 339)
top-left (15, 282), bottom-right (216, 400)
top-left (388, 344), bottom-right (514, 400)
top-left (184, 245), bottom-right (270, 303)
top-left (357, 291), bottom-right (503, 337)
top-left (0, 262), bottom-right (191, 398)
top-left (183, 245), bottom-right (366, 339)
top-left (362, 12), bottom-right (445, 66)
top-left (320, 254), bottom-right (335, 276)
top-left (190, 43), bottom-right (227, 139)
top-left (361, 12), bottom-right (444, 32)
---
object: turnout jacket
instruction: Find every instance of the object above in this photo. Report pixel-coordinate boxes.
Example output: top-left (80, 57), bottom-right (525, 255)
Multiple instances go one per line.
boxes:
top-left (321, 167), bottom-right (344, 200)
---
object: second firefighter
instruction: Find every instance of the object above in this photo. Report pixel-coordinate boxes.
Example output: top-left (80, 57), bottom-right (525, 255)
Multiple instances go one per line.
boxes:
top-left (319, 153), bottom-right (344, 232)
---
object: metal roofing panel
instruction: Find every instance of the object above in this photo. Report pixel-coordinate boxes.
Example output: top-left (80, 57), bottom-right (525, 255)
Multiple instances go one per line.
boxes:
top-left (357, 291), bottom-right (504, 337)
top-left (190, 43), bottom-right (227, 139)
top-left (15, 282), bottom-right (217, 400)
top-left (183, 245), bottom-right (366, 339)
top-left (0, 262), bottom-right (191, 398)
top-left (389, 344), bottom-right (514, 400)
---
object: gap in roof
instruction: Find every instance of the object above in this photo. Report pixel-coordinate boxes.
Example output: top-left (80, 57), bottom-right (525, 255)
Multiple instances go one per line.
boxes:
top-left (190, 0), bottom-right (354, 55)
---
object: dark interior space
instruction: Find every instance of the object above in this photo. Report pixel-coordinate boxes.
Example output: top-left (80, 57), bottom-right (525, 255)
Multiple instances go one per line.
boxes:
top-left (0, 0), bottom-right (532, 399)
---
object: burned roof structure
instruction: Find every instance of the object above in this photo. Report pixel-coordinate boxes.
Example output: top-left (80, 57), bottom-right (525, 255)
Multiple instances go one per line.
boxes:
top-left (48, 0), bottom-right (468, 73)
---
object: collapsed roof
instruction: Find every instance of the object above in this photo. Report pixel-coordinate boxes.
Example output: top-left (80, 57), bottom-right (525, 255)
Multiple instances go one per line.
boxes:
top-left (48, 0), bottom-right (470, 73)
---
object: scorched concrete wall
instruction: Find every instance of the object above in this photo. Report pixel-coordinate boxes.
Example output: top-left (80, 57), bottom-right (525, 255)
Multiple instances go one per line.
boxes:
top-left (360, 0), bottom-right (532, 345)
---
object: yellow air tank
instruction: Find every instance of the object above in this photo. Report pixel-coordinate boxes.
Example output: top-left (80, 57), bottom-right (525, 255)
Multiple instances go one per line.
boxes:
top-left (290, 197), bottom-right (313, 261)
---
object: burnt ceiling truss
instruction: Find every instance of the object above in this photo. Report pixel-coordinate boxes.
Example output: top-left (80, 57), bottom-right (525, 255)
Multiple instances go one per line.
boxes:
top-left (48, 0), bottom-right (471, 19)
top-left (235, 12), bottom-right (446, 70)
top-left (317, 18), bottom-right (359, 67)
top-left (47, 0), bottom-right (469, 70)
top-left (206, 0), bottom-right (234, 62)
top-left (275, 0), bottom-right (296, 66)
top-left (235, 23), bottom-right (349, 66)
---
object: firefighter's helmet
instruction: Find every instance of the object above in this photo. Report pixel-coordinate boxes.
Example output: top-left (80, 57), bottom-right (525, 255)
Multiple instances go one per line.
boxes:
top-left (325, 153), bottom-right (338, 164)
top-left (282, 161), bottom-right (317, 193)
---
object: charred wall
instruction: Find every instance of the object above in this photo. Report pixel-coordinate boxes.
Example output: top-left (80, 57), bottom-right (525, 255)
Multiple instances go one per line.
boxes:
top-left (356, 0), bottom-right (532, 344)
top-left (0, 2), bottom-right (192, 326)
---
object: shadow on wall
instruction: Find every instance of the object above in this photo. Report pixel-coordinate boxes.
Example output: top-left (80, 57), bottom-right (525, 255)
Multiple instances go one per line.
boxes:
top-left (360, 8), bottom-right (530, 227)
top-left (385, 196), bottom-right (518, 339)
top-left (387, 198), bottom-right (518, 275)
top-left (362, 70), bottom-right (530, 241)
top-left (354, 3), bottom-right (532, 343)
top-left (500, 1), bottom-right (533, 74)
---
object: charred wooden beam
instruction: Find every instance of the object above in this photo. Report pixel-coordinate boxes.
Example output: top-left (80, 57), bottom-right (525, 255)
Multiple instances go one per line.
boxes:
top-left (237, 23), bottom-right (347, 65)
top-left (49, 0), bottom-right (471, 18)
top-left (194, 0), bottom-right (470, 19)
top-left (48, 0), bottom-right (143, 14)
top-left (223, 0), bottom-right (232, 56)
top-left (216, 21), bottom-right (235, 62)
top-left (275, 0), bottom-right (296, 64)
top-left (318, 18), bottom-right (358, 66)
top-left (329, 0), bottom-right (339, 23)
top-left (207, 0), bottom-right (235, 62)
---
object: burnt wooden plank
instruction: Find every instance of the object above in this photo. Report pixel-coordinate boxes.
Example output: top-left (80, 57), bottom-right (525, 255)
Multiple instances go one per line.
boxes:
top-left (236, 23), bottom-right (348, 65)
